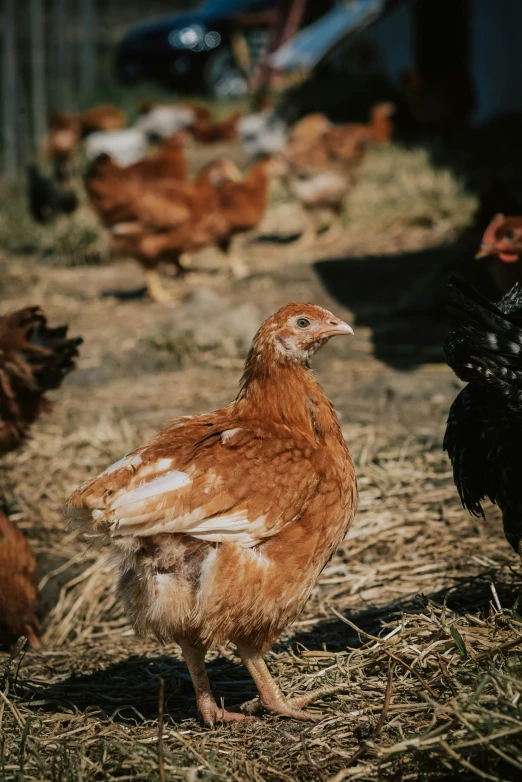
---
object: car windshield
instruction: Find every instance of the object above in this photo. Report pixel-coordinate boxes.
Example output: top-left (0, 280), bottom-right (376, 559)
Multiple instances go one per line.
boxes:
top-left (202, 0), bottom-right (273, 14)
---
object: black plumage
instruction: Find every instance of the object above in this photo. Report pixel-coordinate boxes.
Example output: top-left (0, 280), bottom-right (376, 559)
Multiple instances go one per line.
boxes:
top-left (444, 274), bottom-right (522, 556)
top-left (27, 162), bottom-right (78, 223)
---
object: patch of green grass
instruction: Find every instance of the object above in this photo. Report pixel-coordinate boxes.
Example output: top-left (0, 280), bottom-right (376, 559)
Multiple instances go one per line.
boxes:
top-left (350, 144), bottom-right (477, 234)
top-left (142, 328), bottom-right (198, 366)
top-left (0, 179), bottom-right (108, 266)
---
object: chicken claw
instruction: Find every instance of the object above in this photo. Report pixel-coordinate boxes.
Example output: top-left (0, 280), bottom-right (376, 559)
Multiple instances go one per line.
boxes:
top-left (145, 269), bottom-right (171, 303)
top-left (240, 683), bottom-right (348, 722)
top-left (238, 647), bottom-right (347, 722)
top-left (199, 702), bottom-right (253, 729)
top-left (180, 642), bottom-right (254, 728)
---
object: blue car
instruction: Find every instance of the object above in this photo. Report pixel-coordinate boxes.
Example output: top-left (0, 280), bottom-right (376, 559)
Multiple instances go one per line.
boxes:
top-left (116, 0), bottom-right (277, 97)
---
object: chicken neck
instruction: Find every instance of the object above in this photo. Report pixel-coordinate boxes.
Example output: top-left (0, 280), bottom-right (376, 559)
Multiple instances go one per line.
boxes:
top-left (235, 352), bottom-right (338, 440)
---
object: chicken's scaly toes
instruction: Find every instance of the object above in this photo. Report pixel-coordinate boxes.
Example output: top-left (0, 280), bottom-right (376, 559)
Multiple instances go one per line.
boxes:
top-left (240, 697), bottom-right (324, 722)
top-left (241, 683), bottom-right (348, 720)
top-left (242, 699), bottom-right (323, 722)
top-left (286, 683), bottom-right (349, 710)
top-left (199, 706), bottom-right (254, 728)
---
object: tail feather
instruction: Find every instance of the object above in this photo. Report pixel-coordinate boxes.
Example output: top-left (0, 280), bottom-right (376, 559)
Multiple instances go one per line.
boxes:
top-left (445, 275), bottom-right (522, 406)
top-left (0, 307), bottom-right (82, 455)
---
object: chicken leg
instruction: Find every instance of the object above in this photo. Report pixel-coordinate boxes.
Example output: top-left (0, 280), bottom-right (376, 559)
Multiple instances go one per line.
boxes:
top-left (179, 642), bottom-right (251, 728)
top-left (227, 235), bottom-right (248, 279)
top-left (144, 269), bottom-right (171, 304)
top-left (237, 645), bottom-right (348, 722)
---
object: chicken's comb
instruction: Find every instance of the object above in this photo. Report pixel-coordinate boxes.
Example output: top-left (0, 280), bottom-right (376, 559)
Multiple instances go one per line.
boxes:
top-left (482, 213), bottom-right (506, 245)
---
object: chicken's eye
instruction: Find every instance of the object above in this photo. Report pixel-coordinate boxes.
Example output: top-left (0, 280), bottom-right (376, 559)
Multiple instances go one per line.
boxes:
top-left (297, 318), bottom-right (311, 329)
top-left (505, 229), bottom-right (517, 241)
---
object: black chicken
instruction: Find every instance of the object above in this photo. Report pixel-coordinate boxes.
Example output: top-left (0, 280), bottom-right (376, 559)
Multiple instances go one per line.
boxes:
top-left (27, 162), bottom-right (78, 223)
top-left (444, 274), bottom-right (522, 558)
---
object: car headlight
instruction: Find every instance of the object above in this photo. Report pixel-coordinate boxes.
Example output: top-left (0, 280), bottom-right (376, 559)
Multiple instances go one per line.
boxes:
top-left (169, 24), bottom-right (206, 50)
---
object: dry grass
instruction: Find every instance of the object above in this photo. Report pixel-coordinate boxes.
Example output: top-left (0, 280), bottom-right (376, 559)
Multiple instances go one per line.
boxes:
top-left (1, 133), bottom-right (521, 781)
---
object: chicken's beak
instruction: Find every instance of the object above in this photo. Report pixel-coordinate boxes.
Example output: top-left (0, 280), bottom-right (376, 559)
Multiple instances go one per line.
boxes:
top-left (475, 244), bottom-right (495, 259)
top-left (320, 319), bottom-right (354, 338)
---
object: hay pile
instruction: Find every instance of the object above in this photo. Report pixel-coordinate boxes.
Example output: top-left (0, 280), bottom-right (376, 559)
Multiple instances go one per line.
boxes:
top-left (2, 412), bottom-right (521, 781)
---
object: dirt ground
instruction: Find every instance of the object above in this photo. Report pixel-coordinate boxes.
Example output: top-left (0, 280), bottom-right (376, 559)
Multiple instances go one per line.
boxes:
top-left (1, 139), bottom-right (521, 781)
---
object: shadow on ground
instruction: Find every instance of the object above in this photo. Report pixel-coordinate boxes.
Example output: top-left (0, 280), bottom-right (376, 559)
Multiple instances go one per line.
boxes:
top-left (13, 563), bottom-right (522, 724)
top-left (314, 233), bottom-right (495, 370)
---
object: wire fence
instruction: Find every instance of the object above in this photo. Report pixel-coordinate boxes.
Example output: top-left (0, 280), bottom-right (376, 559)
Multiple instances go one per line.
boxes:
top-left (0, 0), bottom-right (197, 177)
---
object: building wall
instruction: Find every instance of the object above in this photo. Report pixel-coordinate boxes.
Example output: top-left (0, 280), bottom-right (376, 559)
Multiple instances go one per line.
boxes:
top-left (470, 0), bottom-right (522, 122)
top-left (362, 1), bottom-right (415, 87)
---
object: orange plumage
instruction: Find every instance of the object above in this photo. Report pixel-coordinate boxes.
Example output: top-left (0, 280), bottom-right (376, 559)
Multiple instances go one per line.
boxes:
top-left (44, 105), bottom-right (127, 177)
top-left (67, 303), bottom-right (358, 725)
top-left (476, 214), bottom-right (522, 293)
top-left (0, 509), bottom-right (40, 649)
top-left (0, 307), bottom-right (81, 649)
top-left (85, 157), bottom-right (232, 301)
top-left (212, 157), bottom-right (277, 277)
top-left (190, 110), bottom-right (242, 143)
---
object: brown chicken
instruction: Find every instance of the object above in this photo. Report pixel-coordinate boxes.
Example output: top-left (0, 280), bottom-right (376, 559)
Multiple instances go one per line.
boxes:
top-left (89, 131), bottom-right (189, 191)
top-left (0, 508), bottom-right (40, 649)
top-left (0, 307), bottom-right (81, 650)
top-left (0, 307), bottom-right (82, 455)
top-left (44, 113), bottom-right (81, 180)
top-left (212, 157), bottom-right (278, 277)
top-left (476, 214), bottom-right (522, 293)
top-left (190, 110), bottom-right (242, 143)
top-left (78, 105), bottom-right (127, 136)
top-left (67, 302), bottom-right (357, 725)
top-left (281, 127), bottom-right (367, 245)
top-left (339, 102), bottom-right (396, 145)
top-left (87, 158), bottom-right (234, 301)
top-left (44, 106), bottom-right (127, 177)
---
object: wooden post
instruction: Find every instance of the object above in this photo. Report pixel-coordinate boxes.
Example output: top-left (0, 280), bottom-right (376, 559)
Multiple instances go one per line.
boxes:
top-left (250, 0), bottom-right (308, 108)
top-left (80, 0), bottom-right (96, 106)
top-left (2, 0), bottom-right (17, 178)
top-left (31, 0), bottom-right (47, 151)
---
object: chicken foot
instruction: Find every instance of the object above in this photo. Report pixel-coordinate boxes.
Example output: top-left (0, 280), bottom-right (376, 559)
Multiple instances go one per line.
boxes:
top-left (144, 269), bottom-right (172, 304)
top-left (180, 642), bottom-right (251, 728)
top-left (238, 646), bottom-right (347, 722)
top-left (226, 235), bottom-right (248, 279)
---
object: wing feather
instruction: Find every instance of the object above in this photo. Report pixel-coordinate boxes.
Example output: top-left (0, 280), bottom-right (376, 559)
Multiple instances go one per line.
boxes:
top-left (66, 422), bottom-right (319, 548)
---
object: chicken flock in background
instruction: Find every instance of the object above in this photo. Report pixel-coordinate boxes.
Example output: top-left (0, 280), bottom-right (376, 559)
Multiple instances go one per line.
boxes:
top-left (0, 307), bottom-right (82, 649)
top-left (67, 303), bottom-right (357, 725)
top-left (27, 98), bottom-right (397, 302)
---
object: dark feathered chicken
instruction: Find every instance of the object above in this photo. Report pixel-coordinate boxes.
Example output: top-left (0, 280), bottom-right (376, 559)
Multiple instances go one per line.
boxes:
top-left (444, 275), bottom-right (522, 558)
top-left (27, 163), bottom-right (78, 223)
top-left (0, 307), bottom-right (82, 455)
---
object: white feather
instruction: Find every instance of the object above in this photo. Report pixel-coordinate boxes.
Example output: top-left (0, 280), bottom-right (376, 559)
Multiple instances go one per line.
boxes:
top-left (111, 470), bottom-right (191, 510)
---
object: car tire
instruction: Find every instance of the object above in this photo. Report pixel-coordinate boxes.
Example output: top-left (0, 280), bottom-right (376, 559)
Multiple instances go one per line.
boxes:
top-left (203, 47), bottom-right (248, 98)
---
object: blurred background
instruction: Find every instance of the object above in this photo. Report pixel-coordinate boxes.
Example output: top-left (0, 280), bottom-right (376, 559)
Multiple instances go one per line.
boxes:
top-left (3, 0), bottom-right (522, 168)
